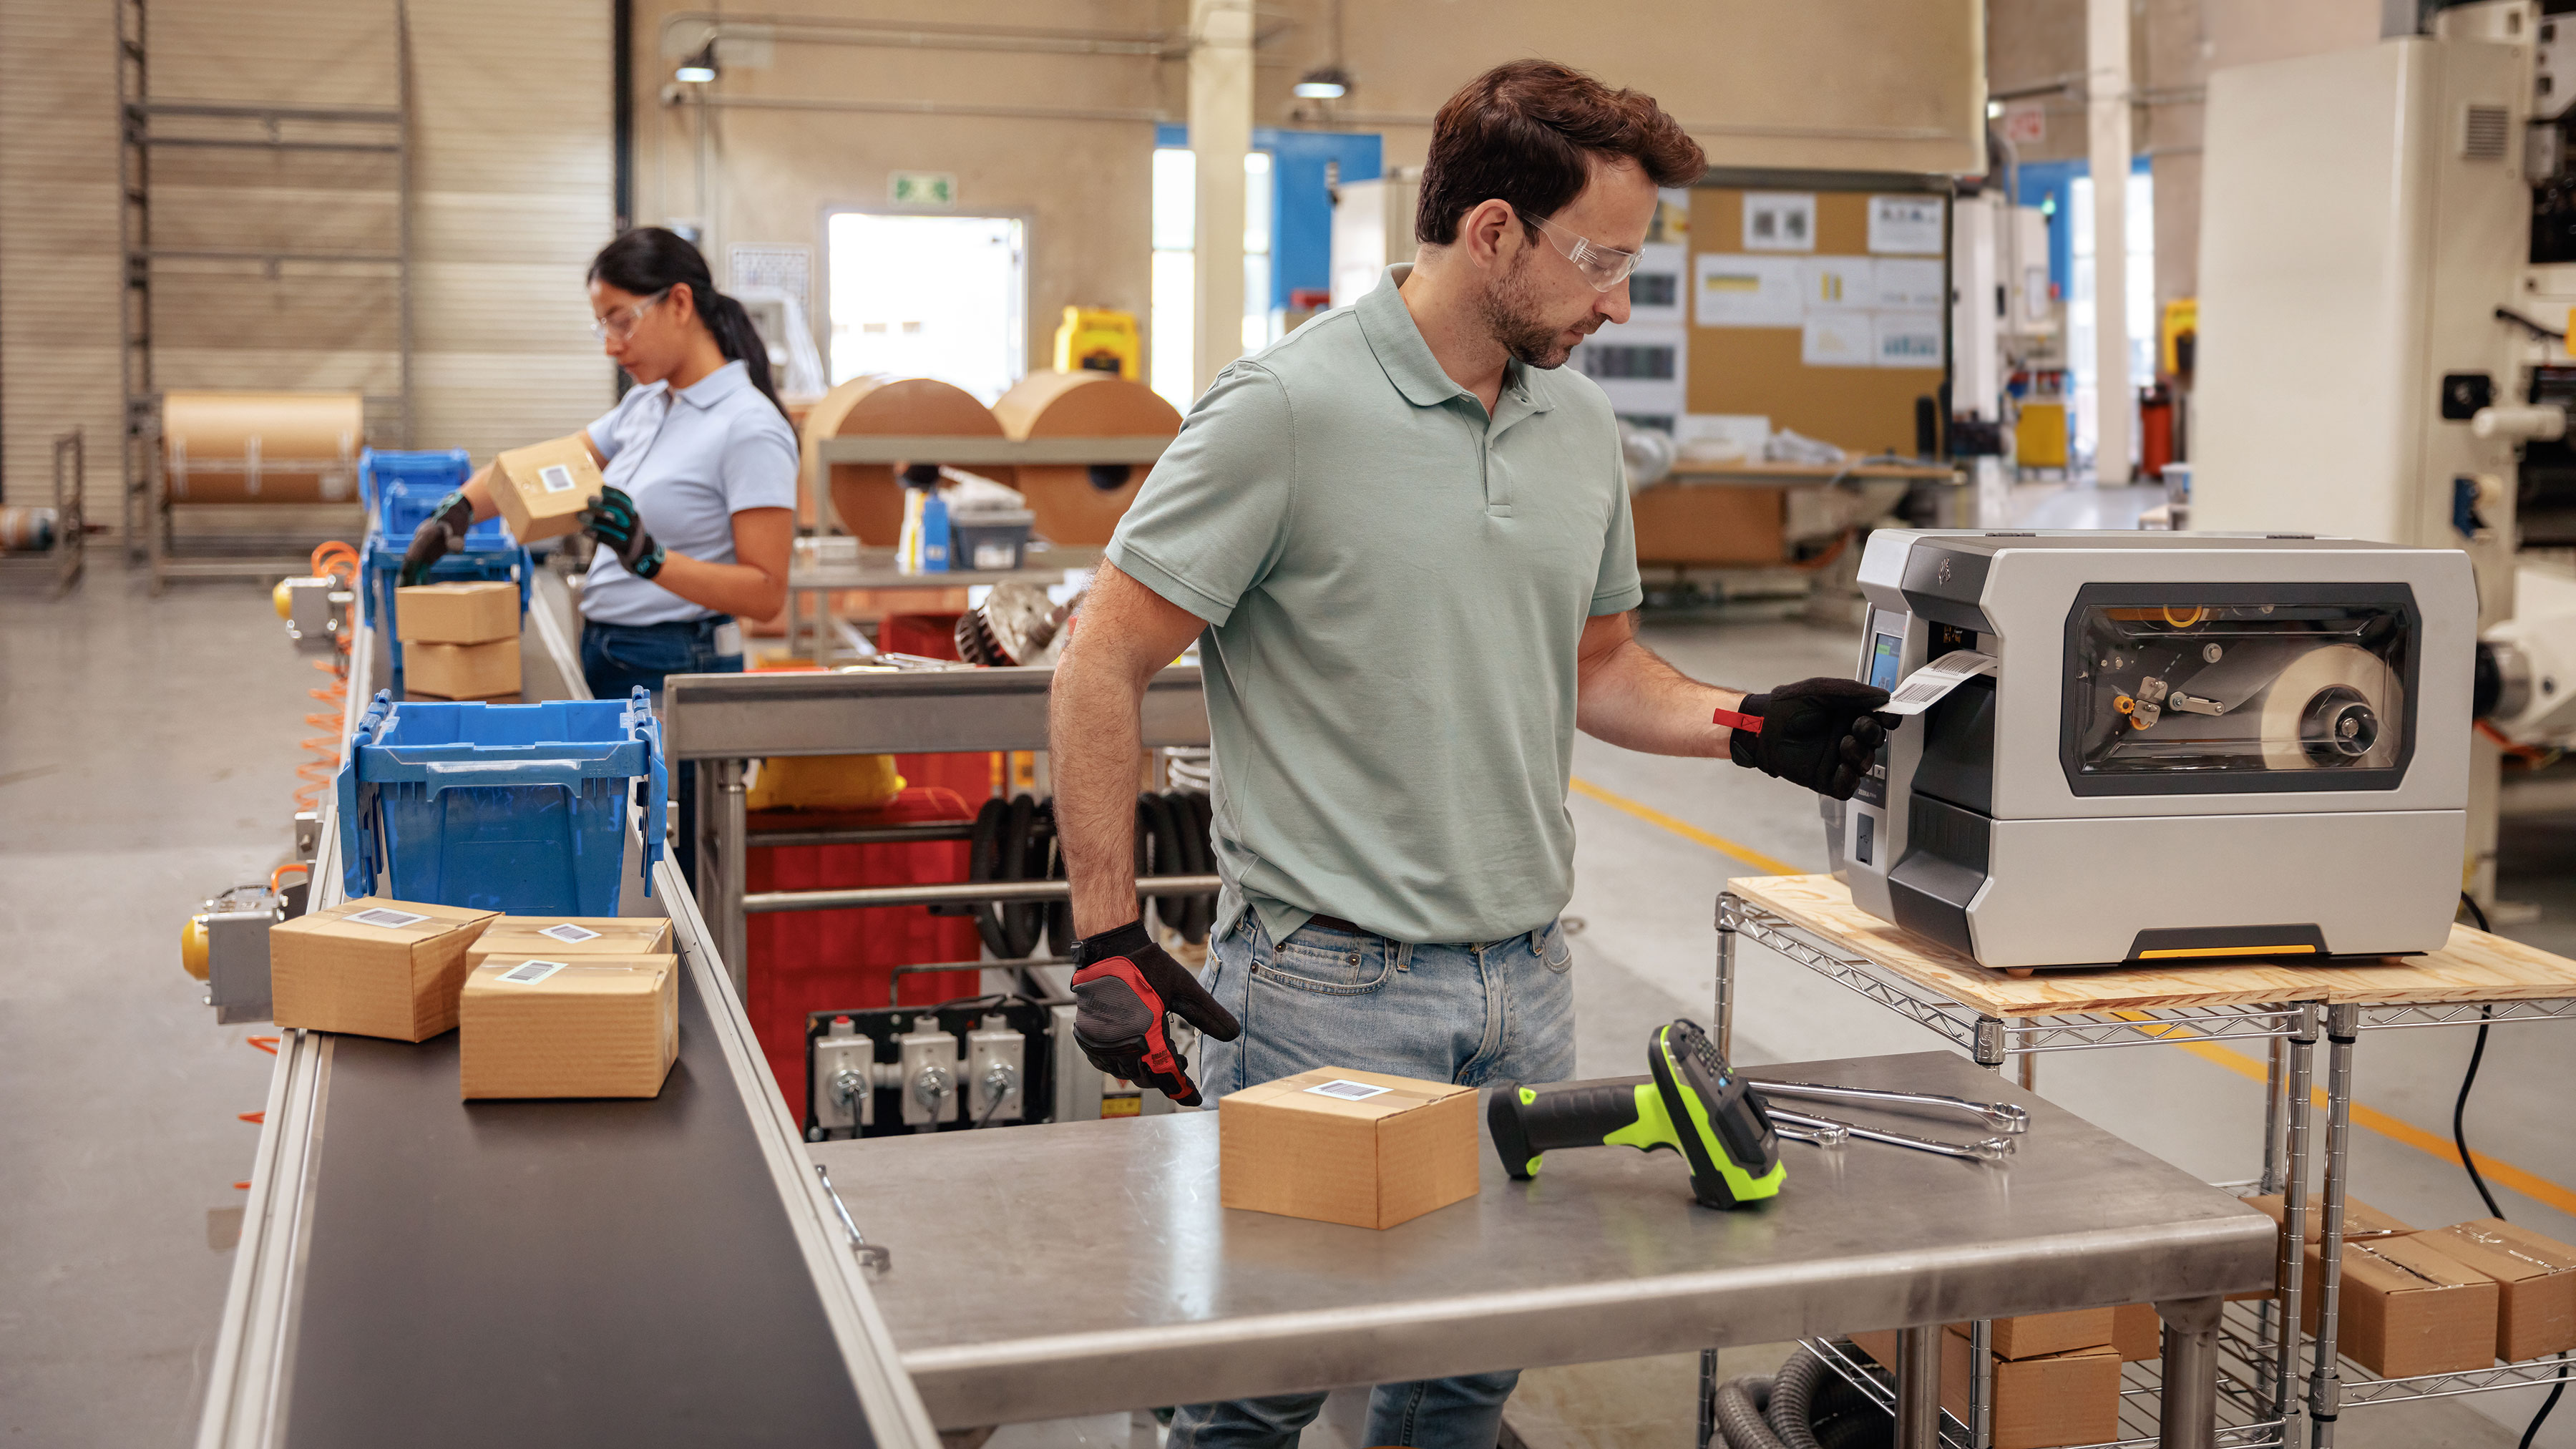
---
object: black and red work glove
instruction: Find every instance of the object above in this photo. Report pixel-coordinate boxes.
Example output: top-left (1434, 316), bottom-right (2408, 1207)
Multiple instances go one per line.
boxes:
top-left (399, 489), bottom-right (473, 587)
top-left (1718, 678), bottom-right (1895, 801)
top-left (1070, 919), bottom-right (1241, 1106)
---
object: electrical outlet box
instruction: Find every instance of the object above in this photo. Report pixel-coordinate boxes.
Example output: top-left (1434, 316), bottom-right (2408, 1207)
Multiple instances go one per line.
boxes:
top-left (897, 1029), bottom-right (961, 1127)
top-left (812, 1018), bottom-right (877, 1133)
top-left (965, 1027), bottom-right (1025, 1124)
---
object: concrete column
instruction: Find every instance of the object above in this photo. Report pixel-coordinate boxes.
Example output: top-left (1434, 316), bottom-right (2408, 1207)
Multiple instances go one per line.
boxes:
top-left (2087, 0), bottom-right (2133, 484)
top-left (1189, 0), bottom-right (1253, 399)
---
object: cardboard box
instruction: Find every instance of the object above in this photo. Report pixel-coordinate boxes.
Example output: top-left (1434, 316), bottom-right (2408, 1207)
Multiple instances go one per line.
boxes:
top-left (2248, 1194), bottom-right (2414, 1243)
top-left (2413, 1219), bottom-right (2576, 1362)
top-left (1217, 1068), bottom-right (1479, 1229)
top-left (487, 434), bottom-right (602, 542)
top-left (2298, 1236), bottom-right (2501, 1377)
top-left (404, 636), bottom-right (520, 700)
top-left (270, 897), bottom-right (500, 1040)
top-left (1852, 1327), bottom-right (2123, 1449)
top-left (2112, 1302), bottom-right (2162, 1362)
top-left (459, 955), bottom-right (678, 1099)
top-left (467, 916), bottom-right (675, 968)
top-left (1943, 1308), bottom-right (2114, 1362)
top-left (394, 580), bottom-right (518, 644)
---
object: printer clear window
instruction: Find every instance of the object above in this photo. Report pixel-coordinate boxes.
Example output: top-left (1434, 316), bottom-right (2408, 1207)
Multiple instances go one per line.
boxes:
top-left (2069, 601), bottom-right (2410, 778)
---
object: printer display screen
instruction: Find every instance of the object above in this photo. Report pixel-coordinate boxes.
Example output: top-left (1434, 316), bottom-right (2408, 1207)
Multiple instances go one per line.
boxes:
top-left (1868, 633), bottom-right (1903, 693)
top-left (2068, 597), bottom-right (2411, 779)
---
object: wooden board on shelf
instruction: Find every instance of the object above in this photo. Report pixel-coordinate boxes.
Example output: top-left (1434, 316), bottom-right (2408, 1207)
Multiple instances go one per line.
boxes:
top-left (1729, 874), bottom-right (2576, 1017)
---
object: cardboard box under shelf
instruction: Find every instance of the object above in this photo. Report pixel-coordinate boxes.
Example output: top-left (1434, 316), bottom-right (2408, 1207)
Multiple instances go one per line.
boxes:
top-left (2112, 1302), bottom-right (2162, 1361)
top-left (2298, 1236), bottom-right (2500, 1377)
top-left (1851, 1326), bottom-right (2122, 1449)
top-left (459, 955), bottom-right (678, 1099)
top-left (394, 580), bottom-right (517, 644)
top-left (270, 897), bottom-right (500, 1040)
top-left (466, 916), bottom-right (675, 968)
top-left (487, 434), bottom-right (601, 542)
top-left (404, 636), bottom-right (519, 700)
top-left (1942, 1308), bottom-right (2113, 1361)
top-left (1218, 1068), bottom-right (1478, 1229)
top-left (2412, 1219), bottom-right (2576, 1362)
top-left (2248, 1194), bottom-right (2414, 1243)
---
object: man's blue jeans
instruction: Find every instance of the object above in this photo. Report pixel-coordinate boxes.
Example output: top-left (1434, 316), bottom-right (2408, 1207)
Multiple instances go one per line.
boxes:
top-left (1170, 913), bottom-right (1579, 1449)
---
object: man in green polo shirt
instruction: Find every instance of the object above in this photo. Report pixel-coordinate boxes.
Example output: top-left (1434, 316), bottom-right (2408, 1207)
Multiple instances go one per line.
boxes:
top-left (1047, 59), bottom-right (1892, 1449)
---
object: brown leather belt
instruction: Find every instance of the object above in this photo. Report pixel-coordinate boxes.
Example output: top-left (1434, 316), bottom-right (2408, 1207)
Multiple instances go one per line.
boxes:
top-left (1303, 913), bottom-right (1367, 935)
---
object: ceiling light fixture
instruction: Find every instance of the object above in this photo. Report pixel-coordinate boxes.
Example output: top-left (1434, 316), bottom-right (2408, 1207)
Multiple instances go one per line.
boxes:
top-left (1293, 65), bottom-right (1351, 100)
top-left (675, 42), bottom-right (718, 84)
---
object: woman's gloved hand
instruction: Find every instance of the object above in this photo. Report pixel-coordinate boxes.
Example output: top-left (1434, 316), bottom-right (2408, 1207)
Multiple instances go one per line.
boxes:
top-left (398, 489), bottom-right (474, 587)
top-left (578, 484), bottom-right (665, 580)
top-left (1719, 678), bottom-right (1894, 800)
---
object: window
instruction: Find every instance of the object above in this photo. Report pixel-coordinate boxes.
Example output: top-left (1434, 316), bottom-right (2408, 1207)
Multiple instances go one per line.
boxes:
top-left (2067, 169), bottom-right (2155, 467)
top-left (826, 213), bottom-right (1027, 404)
top-left (1148, 145), bottom-right (1278, 412)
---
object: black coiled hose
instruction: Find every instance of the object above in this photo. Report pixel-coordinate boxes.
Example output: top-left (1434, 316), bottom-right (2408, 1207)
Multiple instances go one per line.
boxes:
top-left (1713, 1347), bottom-right (1893, 1449)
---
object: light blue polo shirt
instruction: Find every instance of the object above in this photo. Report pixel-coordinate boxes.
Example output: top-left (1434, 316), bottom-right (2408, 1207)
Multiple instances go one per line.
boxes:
top-left (1108, 265), bottom-right (1642, 946)
top-left (580, 359), bottom-right (798, 626)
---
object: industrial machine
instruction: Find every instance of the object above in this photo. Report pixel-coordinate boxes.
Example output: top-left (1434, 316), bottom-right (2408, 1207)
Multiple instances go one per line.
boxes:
top-left (1834, 530), bottom-right (2475, 970)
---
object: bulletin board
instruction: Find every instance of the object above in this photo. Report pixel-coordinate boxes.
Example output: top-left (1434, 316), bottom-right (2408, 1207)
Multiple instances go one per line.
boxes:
top-left (1685, 186), bottom-right (1950, 457)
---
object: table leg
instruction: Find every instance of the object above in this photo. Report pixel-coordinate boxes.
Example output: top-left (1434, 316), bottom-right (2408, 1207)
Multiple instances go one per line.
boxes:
top-left (1968, 1319), bottom-right (1994, 1448)
top-left (1697, 1347), bottom-right (1717, 1449)
top-left (1714, 893), bottom-right (1739, 1060)
top-left (2275, 1003), bottom-right (2318, 1429)
top-left (2306, 1004), bottom-right (2358, 1449)
top-left (718, 757), bottom-right (749, 1000)
top-left (2156, 1294), bottom-right (2223, 1449)
top-left (1896, 1325), bottom-right (1942, 1449)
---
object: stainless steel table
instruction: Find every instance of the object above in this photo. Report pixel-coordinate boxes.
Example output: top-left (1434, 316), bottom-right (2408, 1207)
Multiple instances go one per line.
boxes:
top-left (811, 1050), bottom-right (2274, 1442)
top-left (781, 543), bottom-right (1104, 662)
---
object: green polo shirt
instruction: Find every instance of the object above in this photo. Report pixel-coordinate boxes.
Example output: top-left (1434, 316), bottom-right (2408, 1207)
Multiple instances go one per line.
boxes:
top-left (1106, 265), bottom-right (1642, 946)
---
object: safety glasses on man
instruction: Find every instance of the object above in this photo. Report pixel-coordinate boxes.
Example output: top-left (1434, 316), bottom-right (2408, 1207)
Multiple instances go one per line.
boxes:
top-left (1523, 211), bottom-right (1641, 291)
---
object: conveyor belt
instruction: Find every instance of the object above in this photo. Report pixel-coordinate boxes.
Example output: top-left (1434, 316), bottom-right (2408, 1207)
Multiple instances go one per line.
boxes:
top-left (200, 569), bottom-right (933, 1448)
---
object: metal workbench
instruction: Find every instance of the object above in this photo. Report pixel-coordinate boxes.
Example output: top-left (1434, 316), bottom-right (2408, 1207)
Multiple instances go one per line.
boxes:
top-left (1716, 873), bottom-right (2576, 1449)
top-left (196, 577), bottom-right (937, 1449)
top-left (779, 542), bottom-right (1105, 663)
top-left (811, 1049), bottom-right (2274, 1443)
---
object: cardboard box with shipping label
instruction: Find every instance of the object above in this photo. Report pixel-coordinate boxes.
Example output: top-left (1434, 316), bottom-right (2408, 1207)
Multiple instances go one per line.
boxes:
top-left (395, 581), bottom-right (518, 645)
top-left (2299, 1236), bottom-right (2501, 1377)
top-left (1218, 1068), bottom-right (1479, 1229)
top-left (2413, 1219), bottom-right (2576, 1362)
top-left (1853, 1327), bottom-right (2122, 1449)
top-left (487, 434), bottom-right (602, 542)
top-left (404, 636), bottom-right (520, 700)
top-left (467, 916), bottom-right (675, 968)
top-left (459, 955), bottom-right (678, 1099)
top-left (1943, 1308), bottom-right (2114, 1362)
top-left (270, 897), bottom-right (500, 1040)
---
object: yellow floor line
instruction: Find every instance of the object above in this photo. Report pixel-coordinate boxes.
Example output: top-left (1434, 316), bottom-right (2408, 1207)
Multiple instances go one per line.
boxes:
top-left (1568, 777), bottom-right (2576, 1218)
top-left (1568, 776), bottom-right (1801, 877)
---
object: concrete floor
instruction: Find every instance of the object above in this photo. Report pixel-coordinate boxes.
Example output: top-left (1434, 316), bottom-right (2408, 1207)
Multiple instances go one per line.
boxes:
top-left (11, 497), bottom-right (2576, 1446)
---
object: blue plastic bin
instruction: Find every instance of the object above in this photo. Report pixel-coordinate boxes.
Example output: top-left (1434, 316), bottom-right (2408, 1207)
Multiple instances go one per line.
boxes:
top-left (336, 688), bottom-right (666, 915)
top-left (360, 448), bottom-right (509, 546)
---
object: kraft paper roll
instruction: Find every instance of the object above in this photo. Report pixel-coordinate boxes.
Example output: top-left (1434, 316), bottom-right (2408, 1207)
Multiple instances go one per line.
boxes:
top-left (800, 376), bottom-right (1005, 543)
top-left (990, 371), bottom-right (1181, 546)
top-left (162, 392), bottom-right (364, 503)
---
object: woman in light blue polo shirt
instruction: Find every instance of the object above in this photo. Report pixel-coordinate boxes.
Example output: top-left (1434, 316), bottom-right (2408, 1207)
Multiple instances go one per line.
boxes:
top-left (399, 227), bottom-right (797, 701)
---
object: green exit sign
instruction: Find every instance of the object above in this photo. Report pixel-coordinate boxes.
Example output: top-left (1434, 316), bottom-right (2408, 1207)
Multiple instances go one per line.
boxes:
top-left (889, 172), bottom-right (956, 208)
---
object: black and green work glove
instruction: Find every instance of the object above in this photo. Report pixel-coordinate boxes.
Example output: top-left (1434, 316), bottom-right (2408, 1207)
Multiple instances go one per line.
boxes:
top-left (1719, 678), bottom-right (1893, 801)
top-left (579, 483), bottom-right (665, 580)
top-left (398, 489), bottom-right (474, 587)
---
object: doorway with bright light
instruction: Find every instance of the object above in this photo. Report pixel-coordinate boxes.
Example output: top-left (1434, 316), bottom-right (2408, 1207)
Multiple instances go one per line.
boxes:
top-left (825, 212), bottom-right (1028, 404)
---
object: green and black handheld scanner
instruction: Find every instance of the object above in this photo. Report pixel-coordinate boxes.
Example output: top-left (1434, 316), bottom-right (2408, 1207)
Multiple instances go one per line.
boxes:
top-left (1488, 1018), bottom-right (1785, 1209)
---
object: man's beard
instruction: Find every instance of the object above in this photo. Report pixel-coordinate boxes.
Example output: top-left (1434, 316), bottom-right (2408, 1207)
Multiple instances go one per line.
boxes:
top-left (1479, 249), bottom-right (1593, 369)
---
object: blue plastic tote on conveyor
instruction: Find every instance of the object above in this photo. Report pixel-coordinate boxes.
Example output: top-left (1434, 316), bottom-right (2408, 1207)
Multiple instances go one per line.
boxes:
top-left (356, 449), bottom-right (534, 696)
top-left (335, 688), bottom-right (667, 916)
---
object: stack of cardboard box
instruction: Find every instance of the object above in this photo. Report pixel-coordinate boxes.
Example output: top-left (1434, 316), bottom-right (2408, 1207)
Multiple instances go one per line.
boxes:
top-left (1855, 1309), bottom-right (2126, 1449)
top-left (268, 899), bottom-right (679, 1101)
top-left (396, 580), bottom-right (520, 701)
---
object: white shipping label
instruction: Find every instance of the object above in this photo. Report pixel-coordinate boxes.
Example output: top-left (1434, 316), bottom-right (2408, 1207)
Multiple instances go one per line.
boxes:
top-left (497, 959), bottom-right (569, 985)
top-left (344, 907), bottom-right (429, 929)
top-left (1302, 1078), bottom-right (1393, 1102)
top-left (538, 923), bottom-right (601, 943)
top-left (1881, 650), bottom-right (1999, 716)
top-left (538, 464), bottom-right (577, 494)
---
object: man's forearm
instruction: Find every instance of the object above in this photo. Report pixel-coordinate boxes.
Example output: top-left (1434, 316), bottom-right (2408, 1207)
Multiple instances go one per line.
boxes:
top-left (1049, 650), bottom-right (1147, 937)
top-left (1576, 637), bottom-right (1746, 757)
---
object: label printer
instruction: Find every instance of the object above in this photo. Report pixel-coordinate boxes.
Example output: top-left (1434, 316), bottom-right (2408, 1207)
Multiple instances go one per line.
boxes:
top-left (1833, 531), bottom-right (2474, 970)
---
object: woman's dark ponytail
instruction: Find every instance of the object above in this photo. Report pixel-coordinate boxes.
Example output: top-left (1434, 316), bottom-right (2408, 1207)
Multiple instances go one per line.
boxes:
top-left (587, 227), bottom-right (790, 421)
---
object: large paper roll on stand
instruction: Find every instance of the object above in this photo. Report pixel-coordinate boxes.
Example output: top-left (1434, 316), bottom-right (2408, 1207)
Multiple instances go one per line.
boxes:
top-left (161, 392), bottom-right (364, 503)
top-left (990, 371), bottom-right (1181, 546)
top-left (800, 376), bottom-right (1008, 543)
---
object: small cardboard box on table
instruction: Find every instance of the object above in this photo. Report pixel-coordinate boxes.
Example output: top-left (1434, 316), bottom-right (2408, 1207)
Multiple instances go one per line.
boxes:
top-left (466, 915), bottom-right (674, 967)
top-left (487, 434), bottom-right (602, 543)
top-left (459, 955), bottom-right (679, 1100)
top-left (1218, 1068), bottom-right (1479, 1229)
top-left (269, 897), bottom-right (499, 1040)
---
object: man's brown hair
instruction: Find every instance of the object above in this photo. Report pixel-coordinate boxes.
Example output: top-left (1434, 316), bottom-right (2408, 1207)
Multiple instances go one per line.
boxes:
top-left (1414, 59), bottom-right (1705, 246)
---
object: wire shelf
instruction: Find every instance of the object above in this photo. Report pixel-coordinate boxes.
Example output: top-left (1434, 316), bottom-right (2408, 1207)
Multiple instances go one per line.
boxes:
top-left (2217, 1294), bottom-right (2576, 1413)
top-left (1722, 897), bottom-right (2303, 1058)
top-left (1800, 1332), bottom-right (2289, 1449)
top-left (2354, 997), bottom-right (2576, 1031)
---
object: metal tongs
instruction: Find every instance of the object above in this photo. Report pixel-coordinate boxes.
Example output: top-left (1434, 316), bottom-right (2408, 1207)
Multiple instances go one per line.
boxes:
top-left (1750, 1078), bottom-right (2026, 1164)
